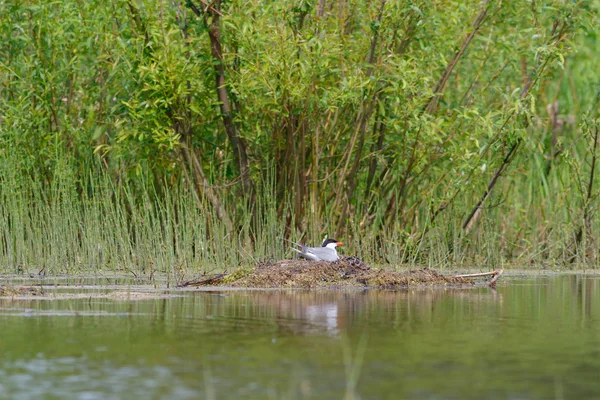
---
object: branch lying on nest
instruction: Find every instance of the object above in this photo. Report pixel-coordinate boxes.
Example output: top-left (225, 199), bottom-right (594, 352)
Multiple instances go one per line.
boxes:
top-left (179, 274), bottom-right (225, 287)
top-left (452, 269), bottom-right (503, 288)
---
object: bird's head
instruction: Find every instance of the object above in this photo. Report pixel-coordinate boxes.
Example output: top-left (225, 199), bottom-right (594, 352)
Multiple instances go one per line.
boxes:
top-left (322, 238), bottom-right (344, 248)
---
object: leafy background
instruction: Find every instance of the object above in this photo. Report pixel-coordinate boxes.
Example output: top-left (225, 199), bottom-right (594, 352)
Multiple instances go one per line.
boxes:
top-left (0, 0), bottom-right (598, 276)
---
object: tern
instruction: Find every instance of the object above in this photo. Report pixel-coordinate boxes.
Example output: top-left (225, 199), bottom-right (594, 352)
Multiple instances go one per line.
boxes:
top-left (286, 238), bottom-right (344, 262)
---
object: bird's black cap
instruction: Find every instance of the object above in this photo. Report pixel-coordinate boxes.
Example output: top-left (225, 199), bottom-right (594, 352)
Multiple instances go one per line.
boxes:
top-left (322, 238), bottom-right (341, 247)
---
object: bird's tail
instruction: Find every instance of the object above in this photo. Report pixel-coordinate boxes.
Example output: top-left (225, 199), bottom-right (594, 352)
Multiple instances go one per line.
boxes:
top-left (280, 237), bottom-right (304, 249)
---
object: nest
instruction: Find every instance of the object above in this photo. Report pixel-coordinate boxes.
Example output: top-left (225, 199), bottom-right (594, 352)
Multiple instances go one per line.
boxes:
top-left (180, 257), bottom-right (475, 289)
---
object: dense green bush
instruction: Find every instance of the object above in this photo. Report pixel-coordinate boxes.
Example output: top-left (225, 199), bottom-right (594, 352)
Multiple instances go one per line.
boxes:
top-left (0, 0), bottom-right (598, 275)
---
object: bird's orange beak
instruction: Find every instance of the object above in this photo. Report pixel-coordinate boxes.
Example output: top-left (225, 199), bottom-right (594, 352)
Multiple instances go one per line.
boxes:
top-left (337, 242), bottom-right (344, 247)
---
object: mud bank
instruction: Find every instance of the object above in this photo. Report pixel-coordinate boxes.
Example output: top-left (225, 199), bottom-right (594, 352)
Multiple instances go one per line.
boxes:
top-left (0, 285), bottom-right (180, 300)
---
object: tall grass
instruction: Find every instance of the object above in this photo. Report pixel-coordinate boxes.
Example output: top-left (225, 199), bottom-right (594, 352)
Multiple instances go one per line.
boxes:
top-left (0, 158), bottom-right (291, 277)
top-left (1, 147), bottom-right (598, 277)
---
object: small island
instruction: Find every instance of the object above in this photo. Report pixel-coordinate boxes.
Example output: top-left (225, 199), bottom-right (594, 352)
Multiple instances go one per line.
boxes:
top-left (179, 258), bottom-right (502, 289)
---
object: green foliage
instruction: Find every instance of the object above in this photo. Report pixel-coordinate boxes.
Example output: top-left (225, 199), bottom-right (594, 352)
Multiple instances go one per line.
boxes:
top-left (0, 0), bottom-right (599, 274)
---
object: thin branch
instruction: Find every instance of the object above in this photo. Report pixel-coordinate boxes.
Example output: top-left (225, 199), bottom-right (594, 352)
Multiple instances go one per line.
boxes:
top-left (462, 140), bottom-right (520, 234)
top-left (423, 0), bottom-right (491, 115)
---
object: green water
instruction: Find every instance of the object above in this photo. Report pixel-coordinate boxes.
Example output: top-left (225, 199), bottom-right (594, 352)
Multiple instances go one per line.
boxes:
top-left (1, 275), bottom-right (600, 399)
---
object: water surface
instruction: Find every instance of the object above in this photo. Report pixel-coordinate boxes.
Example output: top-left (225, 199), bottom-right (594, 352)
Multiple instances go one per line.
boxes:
top-left (1, 275), bottom-right (600, 399)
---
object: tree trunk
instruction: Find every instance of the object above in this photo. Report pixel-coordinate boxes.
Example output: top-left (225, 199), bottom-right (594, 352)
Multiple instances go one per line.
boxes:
top-left (188, 0), bottom-right (252, 197)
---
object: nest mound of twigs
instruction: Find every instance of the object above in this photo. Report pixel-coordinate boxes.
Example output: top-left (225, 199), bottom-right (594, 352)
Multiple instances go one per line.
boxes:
top-left (180, 257), bottom-right (479, 289)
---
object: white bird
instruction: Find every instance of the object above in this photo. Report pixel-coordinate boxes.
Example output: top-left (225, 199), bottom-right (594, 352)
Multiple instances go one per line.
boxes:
top-left (287, 238), bottom-right (344, 262)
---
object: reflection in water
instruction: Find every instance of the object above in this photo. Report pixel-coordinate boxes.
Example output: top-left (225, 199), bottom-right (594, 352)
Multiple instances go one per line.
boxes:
top-left (2, 276), bottom-right (600, 399)
top-left (230, 288), bottom-right (503, 337)
top-left (305, 303), bottom-right (340, 336)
